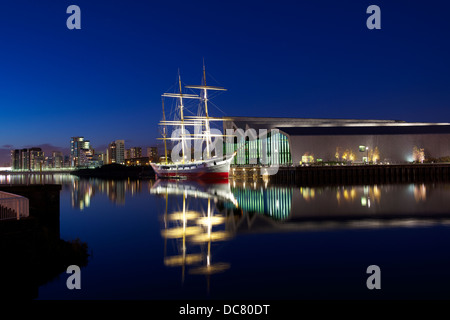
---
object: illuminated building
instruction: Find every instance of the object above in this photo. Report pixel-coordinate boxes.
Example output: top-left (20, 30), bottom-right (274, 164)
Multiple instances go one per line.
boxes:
top-left (44, 156), bottom-right (52, 169)
top-left (10, 148), bottom-right (43, 170)
top-left (20, 149), bottom-right (29, 169)
top-left (64, 155), bottom-right (71, 168)
top-left (10, 150), bottom-right (20, 169)
top-left (79, 148), bottom-right (93, 167)
top-left (125, 157), bottom-right (150, 166)
top-left (29, 148), bottom-right (44, 171)
top-left (126, 147), bottom-right (142, 160)
top-left (107, 140), bottom-right (125, 165)
top-left (223, 117), bottom-right (450, 165)
top-left (52, 151), bottom-right (64, 168)
top-left (70, 137), bottom-right (91, 167)
top-left (147, 147), bottom-right (158, 162)
top-left (93, 151), bottom-right (105, 166)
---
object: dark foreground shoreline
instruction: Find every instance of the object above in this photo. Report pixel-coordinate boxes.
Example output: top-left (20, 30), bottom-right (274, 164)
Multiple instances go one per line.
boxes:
top-left (0, 184), bottom-right (89, 300)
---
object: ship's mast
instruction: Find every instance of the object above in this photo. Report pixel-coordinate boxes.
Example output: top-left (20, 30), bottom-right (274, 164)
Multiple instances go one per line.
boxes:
top-left (185, 63), bottom-right (227, 160)
top-left (202, 63), bottom-right (212, 158)
top-left (161, 98), bottom-right (168, 164)
top-left (178, 73), bottom-right (186, 164)
top-left (161, 72), bottom-right (200, 164)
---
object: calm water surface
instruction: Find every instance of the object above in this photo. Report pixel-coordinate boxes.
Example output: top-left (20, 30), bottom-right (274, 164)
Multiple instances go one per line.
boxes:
top-left (2, 173), bottom-right (450, 299)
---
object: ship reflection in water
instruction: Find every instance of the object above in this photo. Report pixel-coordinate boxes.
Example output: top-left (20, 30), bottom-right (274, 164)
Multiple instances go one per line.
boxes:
top-left (2, 173), bottom-right (450, 298)
top-left (150, 178), bottom-right (450, 290)
top-left (150, 179), bottom-right (234, 292)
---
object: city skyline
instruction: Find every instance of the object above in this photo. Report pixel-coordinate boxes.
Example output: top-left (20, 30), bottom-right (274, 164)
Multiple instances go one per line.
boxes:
top-left (6, 135), bottom-right (159, 169)
top-left (1, 1), bottom-right (450, 164)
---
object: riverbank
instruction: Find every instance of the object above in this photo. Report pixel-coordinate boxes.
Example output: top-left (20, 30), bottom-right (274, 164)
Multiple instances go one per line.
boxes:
top-left (0, 218), bottom-right (89, 299)
top-left (231, 163), bottom-right (450, 186)
top-left (71, 163), bottom-right (155, 179)
top-left (0, 184), bottom-right (89, 299)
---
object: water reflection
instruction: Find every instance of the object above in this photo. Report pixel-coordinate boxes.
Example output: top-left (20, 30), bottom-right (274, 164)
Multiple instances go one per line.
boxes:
top-left (0, 174), bottom-right (150, 210)
top-left (230, 181), bottom-right (293, 220)
top-left (70, 179), bottom-right (139, 210)
top-left (414, 183), bottom-right (427, 202)
top-left (151, 180), bottom-right (233, 292)
top-left (71, 178), bottom-right (146, 209)
top-left (3, 174), bottom-right (450, 221)
top-left (148, 178), bottom-right (450, 293)
top-left (3, 173), bottom-right (450, 298)
top-left (0, 173), bottom-right (74, 185)
top-left (288, 183), bottom-right (450, 220)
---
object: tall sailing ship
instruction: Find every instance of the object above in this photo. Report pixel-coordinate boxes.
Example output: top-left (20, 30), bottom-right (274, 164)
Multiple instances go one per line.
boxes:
top-left (151, 65), bottom-right (235, 179)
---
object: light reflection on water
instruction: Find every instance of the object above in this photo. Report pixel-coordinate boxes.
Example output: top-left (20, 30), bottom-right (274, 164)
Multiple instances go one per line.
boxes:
top-left (3, 174), bottom-right (449, 220)
top-left (2, 173), bottom-right (450, 299)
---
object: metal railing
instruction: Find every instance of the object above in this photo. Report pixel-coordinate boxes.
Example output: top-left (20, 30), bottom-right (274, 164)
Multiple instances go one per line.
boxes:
top-left (0, 191), bottom-right (29, 221)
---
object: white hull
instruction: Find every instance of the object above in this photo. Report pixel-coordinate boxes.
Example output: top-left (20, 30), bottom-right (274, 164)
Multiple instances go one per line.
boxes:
top-left (151, 155), bottom-right (234, 180)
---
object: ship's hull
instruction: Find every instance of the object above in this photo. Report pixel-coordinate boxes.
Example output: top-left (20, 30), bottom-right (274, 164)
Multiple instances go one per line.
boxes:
top-left (151, 156), bottom-right (233, 180)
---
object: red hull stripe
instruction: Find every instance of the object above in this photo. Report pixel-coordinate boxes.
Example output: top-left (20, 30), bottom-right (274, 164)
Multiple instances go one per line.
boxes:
top-left (157, 172), bottom-right (229, 179)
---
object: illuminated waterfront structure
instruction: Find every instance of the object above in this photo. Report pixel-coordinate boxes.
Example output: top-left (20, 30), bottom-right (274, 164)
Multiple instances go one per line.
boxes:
top-left (107, 140), bottom-right (125, 165)
top-left (147, 147), bottom-right (158, 162)
top-left (126, 147), bottom-right (142, 160)
top-left (10, 148), bottom-right (44, 171)
top-left (52, 151), bottom-right (63, 169)
top-left (20, 149), bottom-right (29, 169)
top-left (223, 117), bottom-right (450, 165)
top-left (10, 150), bottom-right (20, 169)
top-left (125, 157), bottom-right (150, 166)
top-left (93, 151), bottom-right (105, 167)
top-left (70, 137), bottom-right (91, 167)
top-left (29, 148), bottom-right (44, 171)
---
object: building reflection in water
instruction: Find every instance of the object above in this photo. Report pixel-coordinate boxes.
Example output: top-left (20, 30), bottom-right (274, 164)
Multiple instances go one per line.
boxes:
top-left (150, 179), bottom-right (444, 293)
top-left (414, 184), bottom-right (427, 203)
top-left (152, 179), bottom-right (450, 280)
top-left (2, 173), bottom-right (450, 295)
top-left (230, 180), bottom-right (293, 220)
top-left (335, 185), bottom-right (382, 208)
top-left (71, 178), bottom-right (145, 210)
top-left (0, 174), bottom-right (148, 210)
top-left (0, 174), bottom-right (443, 218)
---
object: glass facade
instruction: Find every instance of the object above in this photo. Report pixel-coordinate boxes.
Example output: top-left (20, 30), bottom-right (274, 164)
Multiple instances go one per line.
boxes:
top-left (225, 131), bottom-right (292, 166)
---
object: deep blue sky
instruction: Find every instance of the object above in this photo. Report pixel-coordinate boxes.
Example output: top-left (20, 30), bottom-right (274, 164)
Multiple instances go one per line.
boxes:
top-left (1, 0), bottom-right (450, 163)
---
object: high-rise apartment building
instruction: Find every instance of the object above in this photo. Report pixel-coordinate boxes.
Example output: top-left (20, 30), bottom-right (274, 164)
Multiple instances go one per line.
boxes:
top-left (52, 151), bottom-right (64, 168)
top-left (108, 140), bottom-right (125, 165)
top-left (126, 147), bottom-right (142, 159)
top-left (20, 149), bottom-right (29, 170)
top-left (10, 148), bottom-right (44, 170)
top-left (29, 148), bottom-right (44, 170)
top-left (147, 147), bottom-right (158, 162)
top-left (70, 137), bottom-right (91, 167)
top-left (10, 150), bottom-right (20, 169)
top-left (94, 151), bottom-right (105, 166)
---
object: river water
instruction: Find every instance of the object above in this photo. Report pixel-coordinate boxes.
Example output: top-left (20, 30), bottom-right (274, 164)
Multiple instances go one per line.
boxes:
top-left (2, 173), bottom-right (450, 299)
